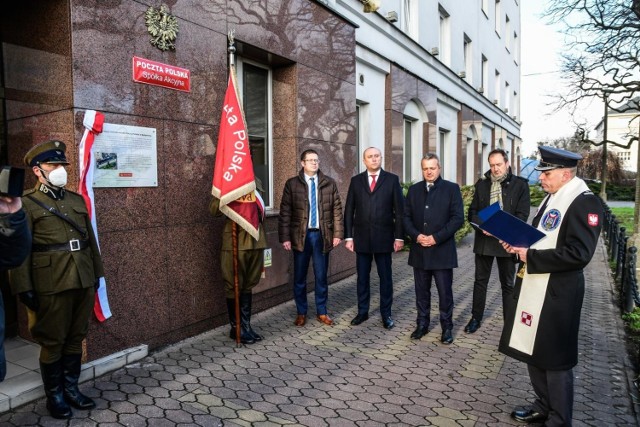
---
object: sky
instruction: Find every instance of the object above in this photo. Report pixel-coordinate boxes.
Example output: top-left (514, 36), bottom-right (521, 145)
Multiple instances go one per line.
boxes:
top-left (519, 0), bottom-right (604, 156)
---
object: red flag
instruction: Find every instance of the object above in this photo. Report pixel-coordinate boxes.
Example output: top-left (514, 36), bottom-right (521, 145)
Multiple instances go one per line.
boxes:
top-left (211, 68), bottom-right (263, 240)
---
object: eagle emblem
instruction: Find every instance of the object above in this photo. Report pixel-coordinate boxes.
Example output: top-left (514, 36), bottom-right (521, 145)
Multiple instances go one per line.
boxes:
top-left (145, 5), bottom-right (179, 51)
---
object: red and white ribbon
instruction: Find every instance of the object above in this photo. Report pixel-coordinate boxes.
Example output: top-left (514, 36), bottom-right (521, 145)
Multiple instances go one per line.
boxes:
top-left (78, 110), bottom-right (112, 322)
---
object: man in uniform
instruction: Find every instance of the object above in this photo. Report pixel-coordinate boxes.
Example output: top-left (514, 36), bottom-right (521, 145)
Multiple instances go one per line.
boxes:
top-left (9, 140), bottom-right (103, 419)
top-left (278, 149), bottom-right (343, 327)
top-left (465, 149), bottom-right (530, 334)
top-left (499, 146), bottom-right (603, 426)
top-left (210, 179), bottom-right (267, 345)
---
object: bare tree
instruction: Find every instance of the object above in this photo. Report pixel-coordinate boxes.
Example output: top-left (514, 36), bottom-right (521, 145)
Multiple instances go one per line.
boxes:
top-left (544, 0), bottom-right (640, 232)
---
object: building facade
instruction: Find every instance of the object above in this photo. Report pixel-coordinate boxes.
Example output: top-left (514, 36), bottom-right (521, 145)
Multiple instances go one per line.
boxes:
top-left (594, 101), bottom-right (639, 173)
top-left (0, 0), bottom-right (520, 361)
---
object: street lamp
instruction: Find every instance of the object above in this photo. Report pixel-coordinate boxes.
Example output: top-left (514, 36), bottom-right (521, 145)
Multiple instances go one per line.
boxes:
top-left (600, 89), bottom-right (612, 201)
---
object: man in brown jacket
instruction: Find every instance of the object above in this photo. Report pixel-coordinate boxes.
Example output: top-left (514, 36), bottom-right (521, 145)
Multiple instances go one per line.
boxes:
top-left (278, 149), bottom-right (343, 326)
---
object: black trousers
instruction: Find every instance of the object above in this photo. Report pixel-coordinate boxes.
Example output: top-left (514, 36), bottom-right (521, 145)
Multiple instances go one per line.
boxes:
top-left (471, 254), bottom-right (515, 321)
top-left (413, 268), bottom-right (453, 330)
top-left (527, 364), bottom-right (574, 427)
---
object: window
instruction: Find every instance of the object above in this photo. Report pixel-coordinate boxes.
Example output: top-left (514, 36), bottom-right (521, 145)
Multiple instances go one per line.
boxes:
top-left (494, 70), bottom-right (501, 106)
top-left (463, 34), bottom-right (472, 81)
top-left (402, 0), bottom-right (419, 40)
top-left (439, 129), bottom-right (448, 177)
top-left (513, 90), bottom-right (519, 119)
top-left (481, 55), bottom-right (488, 94)
top-left (495, 0), bottom-right (501, 35)
top-left (505, 81), bottom-right (510, 112)
top-left (505, 15), bottom-right (511, 50)
top-left (618, 151), bottom-right (631, 161)
top-left (237, 60), bottom-right (273, 207)
top-left (404, 119), bottom-right (413, 181)
top-left (439, 5), bottom-right (451, 65)
top-left (513, 32), bottom-right (519, 63)
top-left (482, 0), bottom-right (489, 16)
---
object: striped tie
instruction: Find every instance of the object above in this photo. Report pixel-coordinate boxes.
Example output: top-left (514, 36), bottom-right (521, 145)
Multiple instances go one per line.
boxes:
top-left (310, 178), bottom-right (317, 228)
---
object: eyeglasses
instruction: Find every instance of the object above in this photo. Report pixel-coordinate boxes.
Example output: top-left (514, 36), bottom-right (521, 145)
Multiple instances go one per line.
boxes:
top-left (304, 159), bottom-right (320, 164)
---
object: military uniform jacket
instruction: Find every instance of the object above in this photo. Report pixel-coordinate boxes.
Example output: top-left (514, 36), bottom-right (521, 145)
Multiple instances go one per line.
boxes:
top-left (468, 170), bottom-right (530, 257)
top-left (9, 185), bottom-right (104, 296)
top-left (210, 196), bottom-right (267, 251)
top-left (278, 169), bottom-right (344, 253)
top-left (498, 192), bottom-right (603, 370)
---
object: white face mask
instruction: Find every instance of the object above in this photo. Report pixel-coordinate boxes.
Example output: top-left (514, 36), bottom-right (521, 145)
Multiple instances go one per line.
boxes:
top-left (45, 167), bottom-right (68, 187)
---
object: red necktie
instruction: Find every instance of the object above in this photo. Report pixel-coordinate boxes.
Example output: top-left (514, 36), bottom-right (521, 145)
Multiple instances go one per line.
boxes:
top-left (370, 174), bottom-right (377, 191)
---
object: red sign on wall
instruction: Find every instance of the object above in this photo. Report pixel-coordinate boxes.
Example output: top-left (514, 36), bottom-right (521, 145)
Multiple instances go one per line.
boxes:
top-left (132, 56), bottom-right (190, 92)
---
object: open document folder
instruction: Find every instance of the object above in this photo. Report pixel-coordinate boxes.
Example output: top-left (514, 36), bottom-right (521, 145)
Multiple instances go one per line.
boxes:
top-left (474, 202), bottom-right (546, 248)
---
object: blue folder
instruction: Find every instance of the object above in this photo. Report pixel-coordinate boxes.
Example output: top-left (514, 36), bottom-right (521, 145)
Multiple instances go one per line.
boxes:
top-left (476, 202), bottom-right (546, 247)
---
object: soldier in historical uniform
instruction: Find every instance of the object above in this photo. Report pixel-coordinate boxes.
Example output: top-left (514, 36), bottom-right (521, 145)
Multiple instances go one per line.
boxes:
top-left (499, 146), bottom-right (603, 426)
top-left (210, 179), bottom-right (267, 345)
top-left (9, 140), bottom-right (103, 419)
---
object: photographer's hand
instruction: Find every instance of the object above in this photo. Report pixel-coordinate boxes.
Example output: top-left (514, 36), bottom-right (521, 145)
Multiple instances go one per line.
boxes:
top-left (0, 196), bottom-right (21, 214)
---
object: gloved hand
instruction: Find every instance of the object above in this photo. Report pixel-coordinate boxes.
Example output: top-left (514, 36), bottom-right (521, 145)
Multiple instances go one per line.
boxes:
top-left (94, 279), bottom-right (100, 291)
top-left (18, 291), bottom-right (39, 312)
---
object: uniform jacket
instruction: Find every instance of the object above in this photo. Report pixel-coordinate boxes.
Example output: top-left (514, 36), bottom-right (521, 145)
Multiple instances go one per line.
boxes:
top-left (468, 169), bottom-right (530, 257)
top-left (278, 169), bottom-right (344, 253)
top-left (209, 196), bottom-right (267, 251)
top-left (0, 209), bottom-right (31, 270)
top-left (499, 191), bottom-right (603, 370)
top-left (344, 169), bottom-right (404, 253)
top-left (9, 185), bottom-right (104, 295)
top-left (403, 177), bottom-right (464, 269)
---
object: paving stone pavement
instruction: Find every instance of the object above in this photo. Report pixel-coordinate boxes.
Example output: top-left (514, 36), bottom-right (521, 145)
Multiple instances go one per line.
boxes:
top-left (1, 233), bottom-right (639, 426)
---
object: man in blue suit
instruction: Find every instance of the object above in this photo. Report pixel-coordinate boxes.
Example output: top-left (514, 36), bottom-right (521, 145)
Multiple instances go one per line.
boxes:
top-left (404, 153), bottom-right (464, 344)
top-left (344, 147), bottom-right (404, 329)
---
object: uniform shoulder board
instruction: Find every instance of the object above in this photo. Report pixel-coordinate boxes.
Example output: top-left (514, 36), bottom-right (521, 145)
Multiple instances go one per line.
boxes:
top-left (583, 190), bottom-right (594, 195)
top-left (22, 188), bottom-right (37, 196)
top-left (65, 189), bottom-right (82, 197)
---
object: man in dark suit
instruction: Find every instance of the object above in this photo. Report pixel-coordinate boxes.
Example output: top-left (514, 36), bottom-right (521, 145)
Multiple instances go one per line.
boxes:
top-left (403, 153), bottom-right (464, 344)
top-left (344, 147), bottom-right (404, 329)
top-left (500, 146), bottom-right (603, 426)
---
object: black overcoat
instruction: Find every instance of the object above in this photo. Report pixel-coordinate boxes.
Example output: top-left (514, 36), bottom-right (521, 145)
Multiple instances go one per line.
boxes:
top-left (499, 191), bottom-right (603, 370)
top-left (468, 169), bottom-right (530, 257)
top-left (403, 177), bottom-right (464, 270)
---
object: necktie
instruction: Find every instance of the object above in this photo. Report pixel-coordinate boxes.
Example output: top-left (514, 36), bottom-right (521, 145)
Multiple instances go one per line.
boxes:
top-left (310, 178), bottom-right (317, 228)
top-left (370, 175), bottom-right (377, 191)
top-left (427, 183), bottom-right (433, 192)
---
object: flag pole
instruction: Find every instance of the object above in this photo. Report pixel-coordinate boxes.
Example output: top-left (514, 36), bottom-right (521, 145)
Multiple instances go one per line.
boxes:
top-left (228, 30), bottom-right (242, 347)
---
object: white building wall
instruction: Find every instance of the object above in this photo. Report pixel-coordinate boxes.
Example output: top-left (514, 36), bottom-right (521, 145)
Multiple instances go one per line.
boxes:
top-left (330, 0), bottom-right (521, 180)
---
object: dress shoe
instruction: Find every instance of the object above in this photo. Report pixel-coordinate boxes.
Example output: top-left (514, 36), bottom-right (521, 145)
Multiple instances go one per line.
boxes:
top-left (317, 314), bottom-right (334, 326)
top-left (464, 318), bottom-right (481, 334)
top-left (510, 408), bottom-right (547, 423)
top-left (382, 317), bottom-right (395, 330)
top-left (410, 325), bottom-right (428, 340)
top-left (440, 329), bottom-right (453, 344)
top-left (294, 314), bottom-right (306, 327)
top-left (350, 313), bottom-right (369, 325)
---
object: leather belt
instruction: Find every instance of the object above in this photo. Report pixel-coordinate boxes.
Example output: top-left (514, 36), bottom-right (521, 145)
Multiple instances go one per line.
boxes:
top-left (32, 239), bottom-right (89, 252)
top-left (307, 228), bottom-right (320, 232)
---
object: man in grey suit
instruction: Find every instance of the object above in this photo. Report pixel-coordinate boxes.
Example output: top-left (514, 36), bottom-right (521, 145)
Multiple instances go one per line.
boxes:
top-left (344, 147), bottom-right (404, 330)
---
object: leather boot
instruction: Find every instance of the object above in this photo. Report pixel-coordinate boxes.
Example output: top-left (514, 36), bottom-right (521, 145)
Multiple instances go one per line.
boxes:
top-left (226, 298), bottom-right (255, 344)
top-left (62, 354), bottom-right (96, 410)
top-left (241, 293), bottom-right (262, 341)
top-left (40, 360), bottom-right (72, 419)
